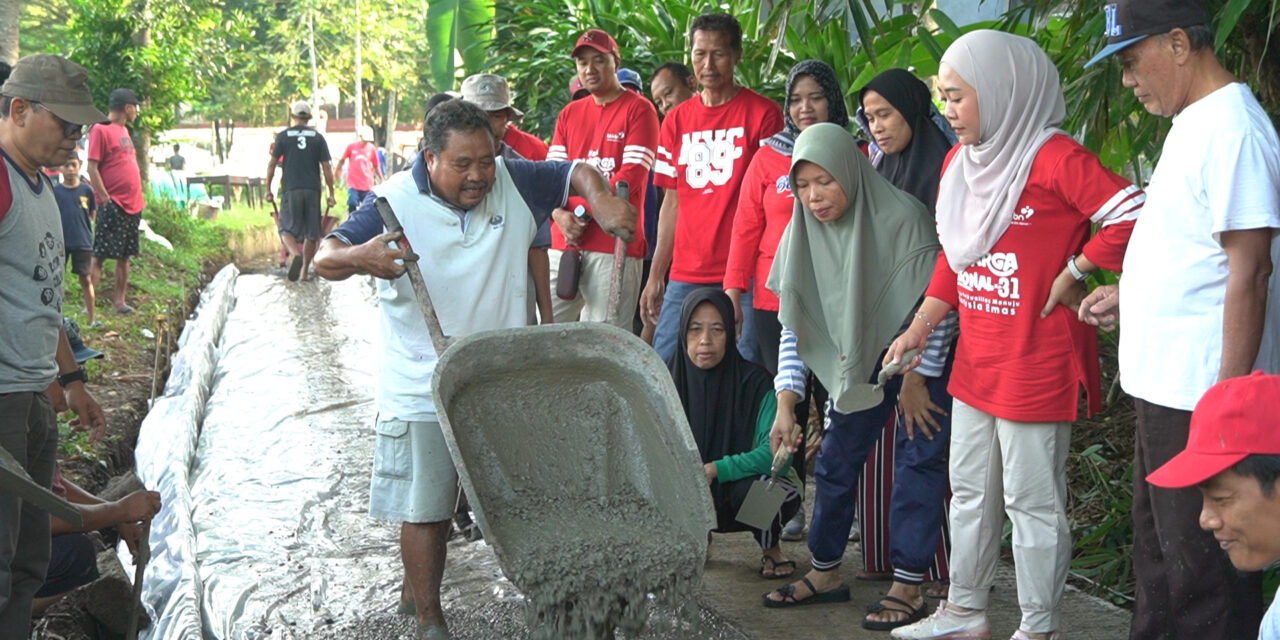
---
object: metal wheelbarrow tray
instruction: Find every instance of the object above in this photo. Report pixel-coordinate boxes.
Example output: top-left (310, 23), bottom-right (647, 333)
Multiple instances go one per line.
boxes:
top-left (432, 323), bottom-right (715, 636)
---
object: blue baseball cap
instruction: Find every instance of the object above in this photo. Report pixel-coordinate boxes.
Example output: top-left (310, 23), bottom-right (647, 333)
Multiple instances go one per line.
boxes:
top-left (617, 68), bottom-right (642, 91)
top-left (63, 318), bottom-right (103, 364)
top-left (1084, 0), bottom-right (1207, 68)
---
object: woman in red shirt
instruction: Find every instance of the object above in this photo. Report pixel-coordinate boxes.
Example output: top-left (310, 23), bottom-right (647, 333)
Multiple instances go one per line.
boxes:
top-left (887, 31), bottom-right (1142, 640)
top-left (724, 59), bottom-right (849, 374)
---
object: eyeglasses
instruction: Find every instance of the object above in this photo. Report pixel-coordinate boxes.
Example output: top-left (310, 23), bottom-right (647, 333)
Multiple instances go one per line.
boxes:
top-left (30, 102), bottom-right (85, 139)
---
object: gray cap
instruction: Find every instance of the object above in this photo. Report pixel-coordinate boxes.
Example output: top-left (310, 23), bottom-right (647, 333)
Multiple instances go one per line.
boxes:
top-left (460, 74), bottom-right (523, 119)
top-left (1, 54), bottom-right (106, 125)
top-left (291, 100), bottom-right (313, 118)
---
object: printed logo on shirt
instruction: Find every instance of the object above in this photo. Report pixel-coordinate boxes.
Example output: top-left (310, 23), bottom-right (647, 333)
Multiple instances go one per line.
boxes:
top-left (583, 152), bottom-right (617, 181)
top-left (1011, 205), bottom-right (1035, 226)
top-left (489, 215), bottom-right (504, 229)
top-left (34, 231), bottom-right (63, 310)
top-left (678, 127), bottom-right (745, 190)
top-left (79, 196), bottom-right (90, 211)
top-left (775, 175), bottom-right (792, 196)
top-left (957, 251), bottom-right (1021, 316)
top-left (606, 131), bottom-right (626, 143)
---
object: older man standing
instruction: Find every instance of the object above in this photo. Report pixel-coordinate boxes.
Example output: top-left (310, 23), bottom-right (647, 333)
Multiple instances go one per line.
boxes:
top-left (643, 13), bottom-right (783, 363)
top-left (0, 53), bottom-right (108, 640)
top-left (314, 100), bottom-right (634, 640)
top-left (1081, 1), bottom-right (1280, 638)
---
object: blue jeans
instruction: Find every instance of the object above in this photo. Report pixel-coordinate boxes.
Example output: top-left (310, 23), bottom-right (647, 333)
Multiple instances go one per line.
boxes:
top-left (653, 279), bottom-right (759, 364)
top-left (888, 365), bottom-right (953, 578)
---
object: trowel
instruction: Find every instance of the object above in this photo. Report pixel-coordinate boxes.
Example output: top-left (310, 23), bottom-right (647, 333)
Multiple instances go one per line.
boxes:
top-left (734, 347), bottom-right (921, 530)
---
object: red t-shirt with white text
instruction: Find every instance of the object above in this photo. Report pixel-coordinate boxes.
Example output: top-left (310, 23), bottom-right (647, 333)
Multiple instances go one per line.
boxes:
top-left (547, 90), bottom-right (658, 257)
top-left (926, 135), bottom-right (1141, 422)
top-left (654, 88), bottom-right (783, 283)
top-left (88, 122), bottom-right (144, 214)
top-left (724, 145), bottom-right (792, 310)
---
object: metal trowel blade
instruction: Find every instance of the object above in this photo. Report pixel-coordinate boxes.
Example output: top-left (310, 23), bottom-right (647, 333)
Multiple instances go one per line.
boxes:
top-left (735, 478), bottom-right (788, 531)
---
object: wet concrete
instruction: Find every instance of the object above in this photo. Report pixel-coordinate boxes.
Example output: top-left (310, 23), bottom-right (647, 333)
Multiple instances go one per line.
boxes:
top-left (178, 273), bottom-right (1130, 639)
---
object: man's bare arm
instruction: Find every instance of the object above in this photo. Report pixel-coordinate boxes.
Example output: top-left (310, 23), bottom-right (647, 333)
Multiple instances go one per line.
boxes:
top-left (1219, 227), bottom-right (1274, 380)
top-left (314, 234), bottom-right (407, 281)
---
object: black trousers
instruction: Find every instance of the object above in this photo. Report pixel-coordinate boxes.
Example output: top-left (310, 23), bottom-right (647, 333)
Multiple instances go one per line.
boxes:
top-left (1129, 399), bottom-right (1263, 640)
top-left (711, 475), bottom-right (802, 550)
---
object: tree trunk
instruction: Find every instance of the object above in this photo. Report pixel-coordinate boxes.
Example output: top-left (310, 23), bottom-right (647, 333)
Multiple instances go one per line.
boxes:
top-left (133, 0), bottom-right (152, 186)
top-left (0, 0), bottom-right (21, 65)
top-left (384, 90), bottom-right (397, 171)
top-left (213, 120), bottom-right (224, 164)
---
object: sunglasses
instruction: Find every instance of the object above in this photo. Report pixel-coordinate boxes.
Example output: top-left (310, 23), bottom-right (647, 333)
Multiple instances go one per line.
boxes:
top-left (30, 102), bottom-right (85, 139)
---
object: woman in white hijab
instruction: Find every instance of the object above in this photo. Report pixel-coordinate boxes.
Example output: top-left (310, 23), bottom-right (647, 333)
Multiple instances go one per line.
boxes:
top-left (887, 31), bottom-right (1143, 640)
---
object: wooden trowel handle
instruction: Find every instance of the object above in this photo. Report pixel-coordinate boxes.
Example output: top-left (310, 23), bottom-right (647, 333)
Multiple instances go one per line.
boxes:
top-left (606, 181), bottom-right (630, 326)
top-left (770, 422), bottom-right (803, 477)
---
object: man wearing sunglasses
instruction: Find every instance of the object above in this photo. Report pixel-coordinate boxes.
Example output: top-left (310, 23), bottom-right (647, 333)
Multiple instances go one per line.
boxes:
top-left (0, 52), bottom-right (109, 640)
top-left (87, 87), bottom-right (145, 315)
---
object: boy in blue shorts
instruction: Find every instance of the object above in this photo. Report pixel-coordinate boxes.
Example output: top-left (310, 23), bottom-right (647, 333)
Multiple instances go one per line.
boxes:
top-left (55, 156), bottom-right (97, 326)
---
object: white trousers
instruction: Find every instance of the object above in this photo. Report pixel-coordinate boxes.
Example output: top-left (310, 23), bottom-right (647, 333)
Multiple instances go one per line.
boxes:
top-left (947, 398), bottom-right (1071, 633)
top-left (548, 248), bottom-right (642, 329)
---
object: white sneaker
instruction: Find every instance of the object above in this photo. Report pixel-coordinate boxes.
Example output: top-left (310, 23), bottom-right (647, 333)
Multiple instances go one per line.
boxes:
top-left (891, 601), bottom-right (991, 640)
top-left (1010, 631), bottom-right (1060, 640)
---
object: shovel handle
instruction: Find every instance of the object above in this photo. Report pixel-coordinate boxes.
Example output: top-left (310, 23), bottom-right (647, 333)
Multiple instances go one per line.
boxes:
top-left (374, 197), bottom-right (451, 355)
top-left (606, 181), bottom-right (630, 326)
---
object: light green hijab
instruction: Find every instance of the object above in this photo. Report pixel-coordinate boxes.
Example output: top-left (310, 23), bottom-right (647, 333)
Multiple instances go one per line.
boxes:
top-left (767, 122), bottom-right (940, 413)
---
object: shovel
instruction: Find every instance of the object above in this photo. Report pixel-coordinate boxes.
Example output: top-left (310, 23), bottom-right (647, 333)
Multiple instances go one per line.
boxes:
top-left (734, 347), bottom-right (922, 530)
top-left (605, 181), bottom-right (629, 326)
top-left (124, 520), bottom-right (151, 640)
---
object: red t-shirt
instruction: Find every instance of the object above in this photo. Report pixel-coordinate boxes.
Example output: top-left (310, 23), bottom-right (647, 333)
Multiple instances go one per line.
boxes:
top-left (87, 122), bottom-right (144, 214)
top-left (547, 90), bottom-right (659, 257)
top-left (925, 135), bottom-right (1141, 422)
top-left (654, 88), bottom-right (783, 283)
top-left (504, 125), bottom-right (549, 162)
top-left (724, 145), bottom-right (792, 311)
top-left (341, 141), bottom-right (380, 191)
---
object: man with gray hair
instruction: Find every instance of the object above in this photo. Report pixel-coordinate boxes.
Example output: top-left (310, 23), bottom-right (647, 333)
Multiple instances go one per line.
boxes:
top-left (1081, 1), bottom-right (1280, 637)
top-left (0, 52), bottom-right (108, 640)
top-left (315, 99), bottom-right (635, 640)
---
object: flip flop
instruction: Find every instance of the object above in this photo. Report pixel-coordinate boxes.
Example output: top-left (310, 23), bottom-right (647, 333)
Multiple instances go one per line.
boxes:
top-left (862, 594), bottom-right (930, 630)
top-left (761, 576), bottom-right (850, 608)
top-left (114, 305), bottom-right (135, 315)
top-left (759, 556), bottom-right (797, 579)
top-left (287, 255), bottom-right (303, 282)
top-left (925, 582), bottom-right (950, 599)
top-left (415, 623), bottom-right (452, 640)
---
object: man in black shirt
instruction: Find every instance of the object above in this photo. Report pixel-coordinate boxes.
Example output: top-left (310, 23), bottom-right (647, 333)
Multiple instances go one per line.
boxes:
top-left (265, 101), bottom-right (336, 281)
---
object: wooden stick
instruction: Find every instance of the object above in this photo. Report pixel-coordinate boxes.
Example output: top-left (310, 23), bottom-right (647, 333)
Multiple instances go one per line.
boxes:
top-left (373, 197), bottom-right (451, 356)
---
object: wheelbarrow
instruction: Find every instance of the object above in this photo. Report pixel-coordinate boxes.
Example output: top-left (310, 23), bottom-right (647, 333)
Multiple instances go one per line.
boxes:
top-left (374, 194), bottom-right (714, 639)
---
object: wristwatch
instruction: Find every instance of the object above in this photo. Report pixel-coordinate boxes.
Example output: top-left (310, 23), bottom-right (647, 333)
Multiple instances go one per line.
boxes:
top-left (1066, 254), bottom-right (1091, 281)
top-left (57, 368), bottom-right (88, 387)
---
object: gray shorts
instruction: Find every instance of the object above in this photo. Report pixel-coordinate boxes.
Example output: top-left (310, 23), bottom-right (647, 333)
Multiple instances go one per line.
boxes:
top-left (368, 417), bottom-right (459, 524)
top-left (277, 190), bottom-right (321, 241)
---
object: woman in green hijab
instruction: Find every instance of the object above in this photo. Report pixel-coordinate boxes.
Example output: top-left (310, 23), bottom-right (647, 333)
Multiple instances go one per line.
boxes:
top-left (762, 123), bottom-right (942, 629)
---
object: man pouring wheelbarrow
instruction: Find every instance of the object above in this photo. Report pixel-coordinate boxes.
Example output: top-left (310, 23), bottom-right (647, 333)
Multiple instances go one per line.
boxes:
top-left (314, 99), bottom-right (636, 640)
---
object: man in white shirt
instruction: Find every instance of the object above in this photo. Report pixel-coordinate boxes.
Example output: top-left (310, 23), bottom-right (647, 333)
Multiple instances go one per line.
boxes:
top-left (1082, 1), bottom-right (1280, 638)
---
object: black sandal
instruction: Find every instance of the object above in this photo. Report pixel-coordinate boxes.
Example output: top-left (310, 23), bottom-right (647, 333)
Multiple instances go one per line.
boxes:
top-left (761, 576), bottom-right (851, 608)
top-left (759, 556), bottom-right (797, 579)
top-left (862, 595), bottom-right (930, 630)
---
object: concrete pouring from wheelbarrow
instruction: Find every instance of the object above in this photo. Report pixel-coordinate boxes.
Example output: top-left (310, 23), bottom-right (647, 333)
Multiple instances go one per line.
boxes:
top-left (140, 272), bottom-right (1131, 639)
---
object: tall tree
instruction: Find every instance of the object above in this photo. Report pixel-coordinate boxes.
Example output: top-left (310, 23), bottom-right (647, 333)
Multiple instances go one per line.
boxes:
top-left (0, 0), bottom-right (20, 64)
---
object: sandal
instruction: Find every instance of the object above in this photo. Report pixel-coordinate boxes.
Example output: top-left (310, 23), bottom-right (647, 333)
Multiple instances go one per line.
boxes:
top-left (114, 305), bottom-right (135, 315)
top-left (761, 576), bottom-right (851, 608)
top-left (759, 556), bottom-right (796, 579)
top-left (925, 582), bottom-right (950, 599)
top-left (862, 594), bottom-right (930, 630)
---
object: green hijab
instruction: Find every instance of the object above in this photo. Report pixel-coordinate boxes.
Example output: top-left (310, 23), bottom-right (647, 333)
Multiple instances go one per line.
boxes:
top-left (766, 122), bottom-right (940, 413)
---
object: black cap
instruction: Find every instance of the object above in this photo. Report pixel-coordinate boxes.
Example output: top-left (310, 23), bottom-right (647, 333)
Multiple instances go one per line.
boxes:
top-left (62, 318), bottom-right (103, 364)
top-left (1085, 0), bottom-right (1207, 67)
top-left (109, 88), bottom-right (141, 110)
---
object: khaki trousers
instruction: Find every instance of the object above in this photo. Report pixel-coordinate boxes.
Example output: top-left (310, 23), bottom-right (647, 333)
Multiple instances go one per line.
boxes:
top-left (548, 249), bottom-right (642, 329)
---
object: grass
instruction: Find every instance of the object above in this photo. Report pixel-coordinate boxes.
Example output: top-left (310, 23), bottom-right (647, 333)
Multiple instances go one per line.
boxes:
top-left (58, 192), bottom-right (232, 463)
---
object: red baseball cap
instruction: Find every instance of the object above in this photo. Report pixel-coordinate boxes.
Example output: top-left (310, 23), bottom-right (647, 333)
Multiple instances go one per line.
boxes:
top-left (569, 77), bottom-right (588, 100)
top-left (573, 29), bottom-right (620, 65)
top-left (1147, 371), bottom-right (1280, 488)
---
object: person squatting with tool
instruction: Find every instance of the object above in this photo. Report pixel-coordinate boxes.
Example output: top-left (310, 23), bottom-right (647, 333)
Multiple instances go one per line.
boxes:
top-left (666, 288), bottom-right (801, 578)
top-left (313, 99), bottom-right (636, 640)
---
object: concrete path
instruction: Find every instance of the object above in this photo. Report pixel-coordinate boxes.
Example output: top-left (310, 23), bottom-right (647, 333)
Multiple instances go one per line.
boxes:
top-left (697, 525), bottom-right (1132, 639)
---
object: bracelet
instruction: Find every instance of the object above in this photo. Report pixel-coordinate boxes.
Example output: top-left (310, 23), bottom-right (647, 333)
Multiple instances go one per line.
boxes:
top-left (57, 368), bottom-right (87, 387)
top-left (914, 311), bottom-right (935, 332)
top-left (1066, 254), bottom-right (1090, 281)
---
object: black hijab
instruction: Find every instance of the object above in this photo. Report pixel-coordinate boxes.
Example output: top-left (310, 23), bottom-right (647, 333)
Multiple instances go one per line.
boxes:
top-left (667, 288), bottom-right (775, 466)
top-left (764, 59), bottom-right (849, 157)
top-left (858, 68), bottom-right (954, 213)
